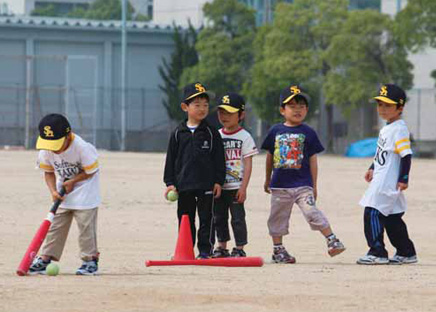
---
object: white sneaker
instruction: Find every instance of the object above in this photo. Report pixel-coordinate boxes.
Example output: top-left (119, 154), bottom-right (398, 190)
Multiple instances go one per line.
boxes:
top-left (356, 254), bottom-right (389, 265)
top-left (389, 254), bottom-right (418, 265)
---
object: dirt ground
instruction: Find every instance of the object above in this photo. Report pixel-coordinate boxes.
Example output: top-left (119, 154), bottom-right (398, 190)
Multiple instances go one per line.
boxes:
top-left (1, 150), bottom-right (436, 312)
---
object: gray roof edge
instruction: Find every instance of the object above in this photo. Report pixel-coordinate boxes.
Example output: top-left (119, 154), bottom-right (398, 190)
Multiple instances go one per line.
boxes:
top-left (0, 16), bottom-right (175, 33)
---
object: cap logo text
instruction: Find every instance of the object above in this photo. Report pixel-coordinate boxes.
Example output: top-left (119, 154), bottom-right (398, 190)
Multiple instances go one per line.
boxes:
top-left (380, 86), bottom-right (388, 96)
top-left (222, 95), bottom-right (230, 104)
top-left (290, 86), bottom-right (301, 94)
top-left (44, 126), bottom-right (54, 137)
top-left (195, 83), bottom-right (206, 93)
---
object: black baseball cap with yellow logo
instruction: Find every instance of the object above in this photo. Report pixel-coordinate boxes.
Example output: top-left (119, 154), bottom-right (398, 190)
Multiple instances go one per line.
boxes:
top-left (182, 82), bottom-right (215, 102)
top-left (36, 114), bottom-right (71, 151)
top-left (280, 85), bottom-right (310, 106)
top-left (374, 84), bottom-right (406, 105)
top-left (218, 93), bottom-right (245, 113)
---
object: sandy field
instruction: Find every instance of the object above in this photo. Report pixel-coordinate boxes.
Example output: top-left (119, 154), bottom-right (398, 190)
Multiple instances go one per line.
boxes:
top-left (1, 150), bottom-right (436, 312)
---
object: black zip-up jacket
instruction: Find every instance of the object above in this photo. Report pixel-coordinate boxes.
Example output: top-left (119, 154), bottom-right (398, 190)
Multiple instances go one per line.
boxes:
top-left (164, 119), bottom-right (226, 192)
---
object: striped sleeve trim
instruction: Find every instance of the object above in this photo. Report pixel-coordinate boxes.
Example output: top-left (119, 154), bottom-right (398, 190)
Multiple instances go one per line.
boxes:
top-left (395, 145), bottom-right (411, 154)
top-left (39, 162), bottom-right (54, 171)
top-left (83, 160), bottom-right (99, 173)
top-left (243, 149), bottom-right (259, 158)
top-left (395, 138), bottom-right (410, 147)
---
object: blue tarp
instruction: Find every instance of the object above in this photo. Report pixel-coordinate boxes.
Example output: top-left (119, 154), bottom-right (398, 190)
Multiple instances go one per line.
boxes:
top-left (345, 138), bottom-right (378, 158)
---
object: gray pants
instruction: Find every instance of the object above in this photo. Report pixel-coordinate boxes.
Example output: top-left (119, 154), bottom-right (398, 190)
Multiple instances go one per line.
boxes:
top-left (268, 187), bottom-right (329, 236)
top-left (41, 207), bottom-right (99, 261)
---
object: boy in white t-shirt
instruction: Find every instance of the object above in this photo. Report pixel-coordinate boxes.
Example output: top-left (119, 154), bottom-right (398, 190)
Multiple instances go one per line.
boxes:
top-left (29, 114), bottom-right (101, 275)
top-left (358, 84), bottom-right (417, 265)
top-left (212, 93), bottom-right (258, 258)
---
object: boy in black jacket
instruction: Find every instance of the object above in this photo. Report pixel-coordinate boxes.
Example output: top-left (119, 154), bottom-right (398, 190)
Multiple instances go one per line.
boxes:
top-left (164, 82), bottom-right (226, 259)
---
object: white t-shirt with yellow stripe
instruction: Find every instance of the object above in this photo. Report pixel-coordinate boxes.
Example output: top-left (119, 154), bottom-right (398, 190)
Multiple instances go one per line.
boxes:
top-left (360, 119), bottom-right (412, 216)
top-left (37, 133), bottom-right (101, 210)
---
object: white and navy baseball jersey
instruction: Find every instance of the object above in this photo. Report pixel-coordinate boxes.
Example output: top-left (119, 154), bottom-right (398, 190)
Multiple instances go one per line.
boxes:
top-left (219, 127), bottom-right (258, 190)
top-left (360, 119), bottom-right (412, 216)
top-left (37, 133), bottom-right (101, 210)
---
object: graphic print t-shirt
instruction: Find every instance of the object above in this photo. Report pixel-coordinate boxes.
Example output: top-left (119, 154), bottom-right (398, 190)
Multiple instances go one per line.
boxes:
top-left (37, 134), bottom-right (101, 210)
top-left (261, 123), bottom-right (324, 188)
top-left (219, 128), bottom-right (258, 190)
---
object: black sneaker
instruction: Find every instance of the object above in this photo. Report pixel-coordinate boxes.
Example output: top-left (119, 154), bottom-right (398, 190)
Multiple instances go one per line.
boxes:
top-left (272, 246), bottom-right (296, 264)
top-left (76, 259), bottom-right (98, 276)
top-left (29, 257), bottom-right (51, 275)
top-left (230, 247), bottom-right (246, 257)
top-left (212, 247), bottom-right (230, 258)
top-left (196, 253), bottom-right (211, 259)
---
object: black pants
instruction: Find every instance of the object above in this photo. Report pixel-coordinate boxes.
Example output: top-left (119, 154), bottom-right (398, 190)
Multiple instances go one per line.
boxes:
top-left (214, 189), bottom-right (248, 247)
top-left (364, 207), bottom-right (416, 258)
top-left (177, 190), bottom-right (214, 255)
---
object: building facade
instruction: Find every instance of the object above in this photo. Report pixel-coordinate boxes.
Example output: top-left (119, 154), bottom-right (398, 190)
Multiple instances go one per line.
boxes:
top-left (0, 16), bottom-right (174, 151)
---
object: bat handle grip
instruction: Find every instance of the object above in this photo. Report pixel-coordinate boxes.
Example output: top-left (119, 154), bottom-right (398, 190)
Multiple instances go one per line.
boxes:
top-left (50, 185), bottom-right (67, 213)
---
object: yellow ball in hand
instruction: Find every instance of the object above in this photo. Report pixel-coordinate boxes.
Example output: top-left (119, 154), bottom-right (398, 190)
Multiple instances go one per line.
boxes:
top-left (167, 190), bottom-right (178, 202)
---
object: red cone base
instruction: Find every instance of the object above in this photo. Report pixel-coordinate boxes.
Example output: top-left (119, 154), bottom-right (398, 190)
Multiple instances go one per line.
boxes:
top-left (146, 257), bottom-right (264, 267)
top-left (146, 214), bottom-right (264, 267)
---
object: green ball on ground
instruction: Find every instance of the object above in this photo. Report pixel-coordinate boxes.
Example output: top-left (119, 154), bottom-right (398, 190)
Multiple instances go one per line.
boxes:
top-left (167, 190), bottom-right (178, 202)
top-left (46, 263), bottom-right (59, 276)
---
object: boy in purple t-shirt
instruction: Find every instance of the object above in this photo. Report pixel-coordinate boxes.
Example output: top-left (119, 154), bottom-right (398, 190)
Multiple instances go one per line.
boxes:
top-left (261, 85), bottom-right (346, 263)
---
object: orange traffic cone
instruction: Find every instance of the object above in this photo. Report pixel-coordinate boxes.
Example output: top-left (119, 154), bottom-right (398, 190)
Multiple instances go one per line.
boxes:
top-left (173, 215), bottom-right (195, 260)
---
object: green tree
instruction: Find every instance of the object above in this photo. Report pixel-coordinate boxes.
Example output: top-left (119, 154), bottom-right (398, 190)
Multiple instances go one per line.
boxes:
top-left (395, 0), bottom-right (436, 51)
top-left (31, 4), bottom-right (57, 17)
top-left (68, 0), bottom-right (135, 20)
top-left (324, 10), bottom-right (413, 116)
top-left (31, 0), bottom-right (150, 21)
top-left (244, 0), bottom-right (348, 125)
top-left (180, 0), bottom-right (256, 98)
top-left (159, 23), bottom-right (199, 121)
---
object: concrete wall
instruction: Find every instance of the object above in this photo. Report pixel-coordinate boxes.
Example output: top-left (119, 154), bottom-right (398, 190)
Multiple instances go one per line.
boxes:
top-left (153, 0), bottom-right (210, 28)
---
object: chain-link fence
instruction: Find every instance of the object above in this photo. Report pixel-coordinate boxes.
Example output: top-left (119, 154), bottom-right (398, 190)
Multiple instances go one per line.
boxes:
top-left (0, 55), bottom-right (172, 151)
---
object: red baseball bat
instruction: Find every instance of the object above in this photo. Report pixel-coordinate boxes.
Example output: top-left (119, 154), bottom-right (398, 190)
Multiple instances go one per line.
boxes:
top-left (16, 187), bottom-right (66, 276)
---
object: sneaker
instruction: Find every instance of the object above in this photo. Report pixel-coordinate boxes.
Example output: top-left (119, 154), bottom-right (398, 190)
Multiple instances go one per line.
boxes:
top-left (272, 246), bottom-right (296, 264)
top-left (196, 253), bottom-right (210, 259)
top-left (327, 238), bottom-right (346, 257)
top-left (76, 259), bottom-right (98, 275)
top-left (29, 257), bottom-right (51, 275)
top-left (230, 248), bottom-right (246, 257)
top-left (211, 247), bottom-right (230, 258)
top-left (389, 254), bottom-right (418, 265)
top-left (356, 254), bottom-right (389, 265)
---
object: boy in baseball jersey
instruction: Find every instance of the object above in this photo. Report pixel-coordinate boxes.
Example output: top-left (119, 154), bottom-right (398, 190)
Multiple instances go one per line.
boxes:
top-left (29, 114), bottom-right (101, 275)
top-left (357, 84), bottom-right (417, 265)
top-left (261, 85), bottom-right (345, 263)
top-left (164, 82), bottom-right (226, 259)
top-left (212, 93), bottom-right (258, 258)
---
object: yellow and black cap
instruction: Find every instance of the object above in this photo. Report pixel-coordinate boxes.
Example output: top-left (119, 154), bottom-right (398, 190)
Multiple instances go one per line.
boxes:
top-left (36, 114), bottom-right (71, 151)
top-left (182, 82), bottom-right (215, 102)
top-left (374, 84), bottom-right (406, 105)
top-left (218, 92), bottom-right (245, 113)
top-left (280, 85), bottom-right (310, 106)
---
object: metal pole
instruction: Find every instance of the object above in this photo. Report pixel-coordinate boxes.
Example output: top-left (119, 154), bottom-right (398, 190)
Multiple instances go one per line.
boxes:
top-left (24, 56), bottom-right (31, 149)
top-left (93, 56), bottom-right (98, 146)
top-left (121, 0), bottom-right (127, 151)
top-left (65, 56), bottom-right (69, 117)
top-left (417, 88), bottom-right (421, 140)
